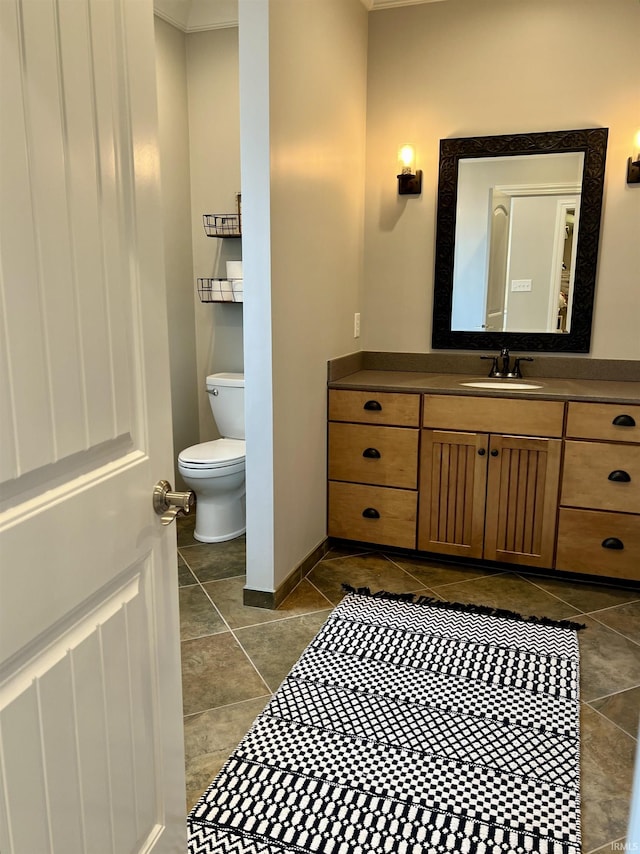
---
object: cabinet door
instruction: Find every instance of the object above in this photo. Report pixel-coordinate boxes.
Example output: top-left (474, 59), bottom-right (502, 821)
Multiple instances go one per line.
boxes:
top-left (484, 435), bottom-right (562, 567)
top-left (418, 430), bottom-right (488, 558)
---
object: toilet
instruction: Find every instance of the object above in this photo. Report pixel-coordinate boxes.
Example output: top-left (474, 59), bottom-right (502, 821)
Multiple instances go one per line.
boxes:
top-left (178, 372), bottom-right (246, 543)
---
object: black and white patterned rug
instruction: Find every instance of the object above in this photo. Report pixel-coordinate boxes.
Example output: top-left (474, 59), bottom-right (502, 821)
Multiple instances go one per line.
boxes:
top-left (188, 587), bottom-right (584, 854)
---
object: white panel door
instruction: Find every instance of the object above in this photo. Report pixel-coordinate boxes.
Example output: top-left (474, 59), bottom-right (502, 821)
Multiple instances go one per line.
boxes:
top-left (484, 190), bottom-right (510, 332)
top-left (0, 1), bottom-right (186, 852)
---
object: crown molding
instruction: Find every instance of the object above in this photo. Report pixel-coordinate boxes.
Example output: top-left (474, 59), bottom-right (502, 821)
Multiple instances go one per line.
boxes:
top-left (154, 0), bottom-right (238, 32)
top-left (361, 0), bottom-right (447, 9)
top-left (154, 0), bottom-right (449, 32)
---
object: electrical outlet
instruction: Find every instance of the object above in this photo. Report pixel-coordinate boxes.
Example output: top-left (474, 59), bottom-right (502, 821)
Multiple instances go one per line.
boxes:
top-left (354, 312), bottom-right (361, 338)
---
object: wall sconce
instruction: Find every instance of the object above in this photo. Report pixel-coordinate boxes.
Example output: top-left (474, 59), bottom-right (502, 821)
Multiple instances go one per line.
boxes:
top-left (397, 144), bottom-right (422, 195)
top-left (627, 130), bottom-right (640, 184)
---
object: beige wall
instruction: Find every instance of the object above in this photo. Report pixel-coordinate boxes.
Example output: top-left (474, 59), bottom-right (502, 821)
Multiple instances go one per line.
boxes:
top-left (241, 0), bottom-right (369, 591)
top-left (155, 21), bottom-right (243, 478)
top-left (269, 0), bottom-right (368, 587)
top-left (364, 0), bottom-right (640, 359)
top-left (186, 28), bottom-right (244, 441)
top-left (154, 18), bottom-right (199, 487)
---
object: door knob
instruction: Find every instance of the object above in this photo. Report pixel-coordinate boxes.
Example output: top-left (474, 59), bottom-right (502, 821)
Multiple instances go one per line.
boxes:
top-left (153, 480), bottom-right (195, 526)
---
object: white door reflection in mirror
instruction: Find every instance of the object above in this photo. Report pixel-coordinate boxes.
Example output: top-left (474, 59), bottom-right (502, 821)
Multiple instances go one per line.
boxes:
top-left (485, 191), bottom-right (510, 331)
top-left (503, 191), bottom-right (579, 333)
top-left (451, 152), bottom-right (584, 334)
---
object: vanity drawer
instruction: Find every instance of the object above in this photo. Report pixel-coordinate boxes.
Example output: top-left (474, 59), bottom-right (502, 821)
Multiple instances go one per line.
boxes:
top-left (329, 390), bottom-right (420, 427)
top-left (566, 401), bottom-right (640, 444)
top-left (328, 481), bottom-right (417, 549)
top-left (328, 423), bottom-right (419, 488)
top-left (422, 395), bottom-right (564, 437)
top-left (556, 508), bottom-right (640, 581)
top-left (561, 441), bottom-right (640, 513)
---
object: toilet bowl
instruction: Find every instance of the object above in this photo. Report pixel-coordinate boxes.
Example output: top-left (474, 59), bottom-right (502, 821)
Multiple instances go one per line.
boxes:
top-left (178, 373), bottom-right (246, 543)
top-left (178, 439), bottom-right (245, 542)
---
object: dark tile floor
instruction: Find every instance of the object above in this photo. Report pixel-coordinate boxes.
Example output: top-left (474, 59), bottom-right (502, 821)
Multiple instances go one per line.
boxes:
top-left (176, 516), bottom-right (639, 853)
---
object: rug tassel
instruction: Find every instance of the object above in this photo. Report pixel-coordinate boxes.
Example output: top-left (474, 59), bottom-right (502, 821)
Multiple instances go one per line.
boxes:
top-left (341, 584), bottom-right (587, 631)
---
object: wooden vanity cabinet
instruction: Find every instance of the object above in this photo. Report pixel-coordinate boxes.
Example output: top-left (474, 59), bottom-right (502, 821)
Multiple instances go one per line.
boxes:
top-left (327, 388), bottom-right (639, 582)
top-left (418, 395), bottom-right (564, 568)
top-left (327, 390), bottom-right (420, 548)
top-left (556, 401), bottom-right (640, 580)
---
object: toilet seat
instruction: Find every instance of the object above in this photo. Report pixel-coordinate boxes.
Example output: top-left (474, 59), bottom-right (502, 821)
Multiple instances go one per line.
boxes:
top-left (178, 438), bottom-right (245, 470)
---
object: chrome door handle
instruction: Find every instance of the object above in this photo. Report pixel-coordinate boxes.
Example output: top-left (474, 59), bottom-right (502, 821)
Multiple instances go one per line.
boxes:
top-left (153, 479), bottom-right (195, 526)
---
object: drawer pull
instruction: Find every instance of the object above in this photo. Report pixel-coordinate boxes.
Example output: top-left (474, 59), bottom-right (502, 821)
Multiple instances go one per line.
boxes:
top-left (363, 400), bottom-right (382, 411)
top-left (362, 447), bottom-right (381, 459)
top-left (362, 507), bottom-right (380, 519)
top-left (608, 469), bottom-right (631, 483)
top-left (612, 414), bottom-right (636, 428)
top-left (602, 537), bottom-right (624, 550)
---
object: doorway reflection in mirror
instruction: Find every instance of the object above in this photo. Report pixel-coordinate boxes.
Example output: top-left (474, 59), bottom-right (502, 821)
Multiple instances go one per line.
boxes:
top-left (451, 152), bottom-right (584, 335)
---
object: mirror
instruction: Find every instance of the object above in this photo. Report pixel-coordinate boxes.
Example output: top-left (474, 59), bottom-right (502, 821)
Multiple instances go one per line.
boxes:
top-left (432, 128), bottom-right (608, 353)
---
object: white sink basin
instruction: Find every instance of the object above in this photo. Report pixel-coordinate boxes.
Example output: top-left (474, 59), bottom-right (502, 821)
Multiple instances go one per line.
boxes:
top-left (461, 381), bottom-right (543, 390)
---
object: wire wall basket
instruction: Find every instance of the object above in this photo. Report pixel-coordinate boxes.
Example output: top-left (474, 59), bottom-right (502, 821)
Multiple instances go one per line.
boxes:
top-left (197, 278), bottom-right (244, 303)
top-left (202, 214), bottom-right (241, 238)
top-left (202, 193), bottom-right (242, 238)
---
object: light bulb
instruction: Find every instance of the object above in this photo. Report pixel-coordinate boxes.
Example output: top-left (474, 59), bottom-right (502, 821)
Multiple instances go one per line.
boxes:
top-left (398, 144), bottom-right (416, 175)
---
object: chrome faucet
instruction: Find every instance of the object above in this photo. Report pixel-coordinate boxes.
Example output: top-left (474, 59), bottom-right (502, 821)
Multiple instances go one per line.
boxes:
top-left (480, 348), bottom-right (533, 379)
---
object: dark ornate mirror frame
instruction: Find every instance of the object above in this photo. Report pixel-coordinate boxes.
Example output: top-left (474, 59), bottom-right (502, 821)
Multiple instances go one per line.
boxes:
top-left (431, 127), bottom-right (608, 353)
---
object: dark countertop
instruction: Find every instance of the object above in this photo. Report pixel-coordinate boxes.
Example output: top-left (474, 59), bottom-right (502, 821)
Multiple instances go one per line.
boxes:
top-left (328, 370), bottom-right (640, 405)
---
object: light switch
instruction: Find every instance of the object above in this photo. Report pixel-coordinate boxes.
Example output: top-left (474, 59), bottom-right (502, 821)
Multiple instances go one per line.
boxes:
top-left (353, 312), bottom-right (361, 338)
top-left (511, 279), bottom-right (532, 292)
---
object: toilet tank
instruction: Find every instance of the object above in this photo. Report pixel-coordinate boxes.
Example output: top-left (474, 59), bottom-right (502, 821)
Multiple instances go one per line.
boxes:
top-left (206, 372), bottom-right (245, 439)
